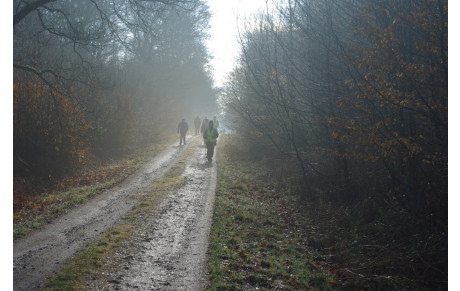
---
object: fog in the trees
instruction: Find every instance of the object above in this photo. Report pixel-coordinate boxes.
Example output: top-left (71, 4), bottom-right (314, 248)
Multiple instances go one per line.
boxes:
top-left (14, 0), bottom-right (218, 177)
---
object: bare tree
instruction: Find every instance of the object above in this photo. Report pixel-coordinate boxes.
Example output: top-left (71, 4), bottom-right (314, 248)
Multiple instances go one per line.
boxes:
top-left (224, 0), bottom-right (447, 210)
top-left (14, 0), bottom-right (216, 177)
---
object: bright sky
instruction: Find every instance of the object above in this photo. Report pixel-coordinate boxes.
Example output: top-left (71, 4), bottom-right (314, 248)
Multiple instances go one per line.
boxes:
top-left (205, 0), bottom-right (269, 87)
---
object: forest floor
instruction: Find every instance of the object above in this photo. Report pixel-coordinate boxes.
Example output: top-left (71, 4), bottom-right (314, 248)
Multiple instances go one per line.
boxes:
top-left (206, 135), bottom-right (445, 290)
top-left (14, 135), bottom-right (218, 290)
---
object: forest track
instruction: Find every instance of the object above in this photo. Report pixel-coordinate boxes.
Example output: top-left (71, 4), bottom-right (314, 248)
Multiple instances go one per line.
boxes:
top-left (13, 135), bottom-right (217, 290)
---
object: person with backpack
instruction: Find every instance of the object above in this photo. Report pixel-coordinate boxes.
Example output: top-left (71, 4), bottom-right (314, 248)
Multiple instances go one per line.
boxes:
top-left (203, 120), bottom-right (219, 162)
top-left (177, 118), bottom-right (189, 145)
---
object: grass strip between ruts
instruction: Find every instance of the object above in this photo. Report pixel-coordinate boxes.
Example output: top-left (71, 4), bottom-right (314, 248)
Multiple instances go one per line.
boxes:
top-left (41, 137), bottom-right (200, 290)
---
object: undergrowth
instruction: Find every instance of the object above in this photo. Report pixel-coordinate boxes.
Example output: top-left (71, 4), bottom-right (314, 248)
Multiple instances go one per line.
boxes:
top-left (208, 135), bottom-right (443, 290)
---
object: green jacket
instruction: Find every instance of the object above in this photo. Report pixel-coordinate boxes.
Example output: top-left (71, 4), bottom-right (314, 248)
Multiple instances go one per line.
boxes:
top-left (204, 127), bottom-right (219, 143)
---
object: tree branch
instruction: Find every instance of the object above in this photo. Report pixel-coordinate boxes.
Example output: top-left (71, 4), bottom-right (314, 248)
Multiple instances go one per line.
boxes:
top-left (14, 0), bottom-right (57, 25)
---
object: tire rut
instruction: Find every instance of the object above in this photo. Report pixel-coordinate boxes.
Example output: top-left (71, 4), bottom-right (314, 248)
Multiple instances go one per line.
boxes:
top-left (13, 136), bottom-right (202, 291)
top-left (87, 138), bottom-right (218, 290)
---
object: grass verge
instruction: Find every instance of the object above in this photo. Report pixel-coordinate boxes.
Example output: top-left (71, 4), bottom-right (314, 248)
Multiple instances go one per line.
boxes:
top-left (41, 137), bottom-right (199, 290)
top-left (14, 134), bottom-right (178, 239)
top-left (208, 135), bottom-right (441, 290)
top-left (207, 135), bottom-right (333, 290)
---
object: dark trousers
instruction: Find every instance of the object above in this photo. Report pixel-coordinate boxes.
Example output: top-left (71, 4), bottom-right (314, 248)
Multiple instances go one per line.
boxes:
top-left (194, 125), bottom-right (200, 135)
top-left (206, 142), bottom-right (216, 161)
top-left (180, 133), bottom-right (186, 145)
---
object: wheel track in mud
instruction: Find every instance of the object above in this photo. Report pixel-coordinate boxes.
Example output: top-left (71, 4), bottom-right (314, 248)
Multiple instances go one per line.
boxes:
top-left (89, 137), bottom-right (217, 290)
top-left (13, 135), bottom-right (217, 290)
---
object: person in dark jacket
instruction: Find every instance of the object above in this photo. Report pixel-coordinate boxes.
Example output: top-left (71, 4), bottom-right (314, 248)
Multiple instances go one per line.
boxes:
top-left (194, 116), bottom-right (201, 135)
top-left (203, 120), bottom-right (219, 162)
top-left (178, 119), bottom-right (189, 145)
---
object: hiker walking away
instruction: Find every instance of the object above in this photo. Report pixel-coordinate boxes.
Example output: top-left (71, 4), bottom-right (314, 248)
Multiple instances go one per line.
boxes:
top-left (177, 118), bottom-right (189, 145)
top-left (194, 116), bottom-right (201, 135)
top-left (201, 116), bottom-right (209, 144)
top-left (203, 120), bottom-right (219, 162)
top-left (213, 116), bottom-right (219, 129)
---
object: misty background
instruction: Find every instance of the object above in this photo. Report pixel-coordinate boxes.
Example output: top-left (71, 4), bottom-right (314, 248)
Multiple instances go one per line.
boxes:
top-left (12, 0), bottom-right (448, 286)
top-left (14, 0), bottom-right (219, 179)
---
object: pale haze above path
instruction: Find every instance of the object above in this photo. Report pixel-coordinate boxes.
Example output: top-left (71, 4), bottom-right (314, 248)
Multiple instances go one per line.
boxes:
top-left (205, 0), bottom-right (270, 88)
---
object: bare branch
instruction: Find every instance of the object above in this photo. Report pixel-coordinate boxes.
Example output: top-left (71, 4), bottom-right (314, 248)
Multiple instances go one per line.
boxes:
top-left (14, 0), bottom-right (57, 25)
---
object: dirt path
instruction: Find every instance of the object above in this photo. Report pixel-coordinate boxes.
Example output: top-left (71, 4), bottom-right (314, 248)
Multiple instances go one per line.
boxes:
top-left (13, 135), bottom-right (218, 290)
